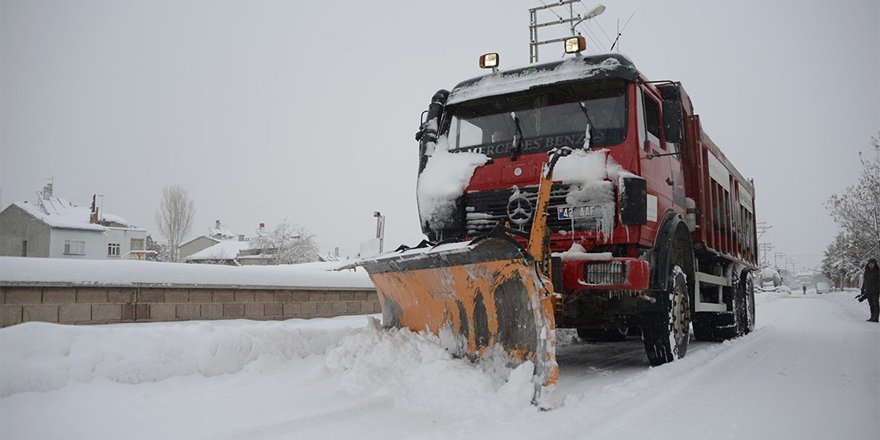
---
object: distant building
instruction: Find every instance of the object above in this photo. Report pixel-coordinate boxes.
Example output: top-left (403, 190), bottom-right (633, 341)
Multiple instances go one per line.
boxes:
top-left (181, 221), bottom-right (274, 266)
top-left (178, 220), bottom-right (238, 260)
top-left (0, 186), bottom-right (147, 259)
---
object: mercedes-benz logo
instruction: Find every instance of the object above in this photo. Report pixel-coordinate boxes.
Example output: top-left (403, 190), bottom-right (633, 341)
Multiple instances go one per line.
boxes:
top-left (507, 187), bottom-right (533, 226)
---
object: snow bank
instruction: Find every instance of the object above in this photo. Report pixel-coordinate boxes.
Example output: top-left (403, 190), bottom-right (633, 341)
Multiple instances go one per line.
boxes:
top-left (0, 317), bottom-right (368, 397)
top-left (2, 315), bottom-right (537, 416)
top-left (325, 318), bottom-right (537, 416)
top-left (0, 256), bottom-right (374, 289)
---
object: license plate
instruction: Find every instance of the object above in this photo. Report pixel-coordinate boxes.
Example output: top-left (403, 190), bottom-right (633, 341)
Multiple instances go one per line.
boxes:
top-left (557, 206), bottom-right (593, 220)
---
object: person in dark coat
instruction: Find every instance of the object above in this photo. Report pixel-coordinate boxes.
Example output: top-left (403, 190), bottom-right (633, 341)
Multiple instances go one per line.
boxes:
top-left (858, 258), bottom-right (879, 322)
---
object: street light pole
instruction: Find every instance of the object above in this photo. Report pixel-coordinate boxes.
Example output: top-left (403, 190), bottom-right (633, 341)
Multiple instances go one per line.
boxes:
top-left (373, 211), bottom-right (385, 254)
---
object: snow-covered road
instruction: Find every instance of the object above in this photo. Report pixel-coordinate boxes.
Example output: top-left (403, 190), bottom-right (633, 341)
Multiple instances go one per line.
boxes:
top-left (2, 290), bottom-right (877, 440)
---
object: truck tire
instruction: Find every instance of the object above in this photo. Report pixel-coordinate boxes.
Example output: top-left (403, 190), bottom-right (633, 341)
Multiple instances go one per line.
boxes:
top-left (692, 313), bottom-right (723, 341)
top-left (693, 271), bottom-right (752, 341)
top-left (741, 271), bottom-right (756, 334)
top-left (642, 267), bottom-right (690, 366)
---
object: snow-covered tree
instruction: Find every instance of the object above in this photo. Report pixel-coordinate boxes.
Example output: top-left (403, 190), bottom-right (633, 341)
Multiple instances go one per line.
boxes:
top-left (145, 234), bottom-right (172, 262)
top-left (822, 133), bottom-right (880, 285)
top-left (251, 220), bottom-right (319, 265)
top-left (155, 185), bottom-right (195, 262)
top-left (821, 232), bottom-right (864, 288)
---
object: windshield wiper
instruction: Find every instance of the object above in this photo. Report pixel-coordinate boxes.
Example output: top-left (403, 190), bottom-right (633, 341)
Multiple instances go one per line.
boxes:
top-left (510, 111), bottom-right (524, 160)
top-left (577, 101), bottom-right (594, 149)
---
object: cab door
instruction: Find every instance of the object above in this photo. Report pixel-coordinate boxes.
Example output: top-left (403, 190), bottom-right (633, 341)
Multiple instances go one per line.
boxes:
top-left (636, 86), bottom-right (675, 244)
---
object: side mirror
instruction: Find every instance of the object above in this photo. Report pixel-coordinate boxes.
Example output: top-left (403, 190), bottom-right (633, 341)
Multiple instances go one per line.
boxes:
top-left (663, 100), bottom-right (684, 144)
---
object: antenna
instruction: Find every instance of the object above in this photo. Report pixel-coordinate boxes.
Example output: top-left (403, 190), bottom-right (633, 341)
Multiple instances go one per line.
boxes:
top-left (528, 1), bottom-right (604, 63)
top-left (609, 11), bottom-right (635, 51)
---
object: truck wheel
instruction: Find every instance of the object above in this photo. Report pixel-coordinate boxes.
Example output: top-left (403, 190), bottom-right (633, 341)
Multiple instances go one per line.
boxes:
top-left (694, 271), bottom-right (751, 341)
top-left (692, 314), bottom-right (715, 341)
top-left (643, 267), bottom-right (690, 366)
top-left (741, 272), bottom-right (756, 334)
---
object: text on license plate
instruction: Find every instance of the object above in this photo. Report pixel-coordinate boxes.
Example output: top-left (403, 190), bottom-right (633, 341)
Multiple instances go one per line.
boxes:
top-left (557, 206), bottom-right (594, 220)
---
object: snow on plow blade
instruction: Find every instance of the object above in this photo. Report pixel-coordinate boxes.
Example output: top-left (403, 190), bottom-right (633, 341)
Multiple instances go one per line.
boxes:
top-left (357, 235), bottom-right (558, 392)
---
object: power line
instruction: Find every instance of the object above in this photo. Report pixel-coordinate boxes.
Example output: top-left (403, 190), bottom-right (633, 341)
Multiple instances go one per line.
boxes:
top-left (581, 26), bottom-right (605, 53)
top-left (538, 0), bottom-right (565, 21)
top-left (576, 3), bottom-right (613, 49)
top-left (592, 18), bottom-right (615, 47)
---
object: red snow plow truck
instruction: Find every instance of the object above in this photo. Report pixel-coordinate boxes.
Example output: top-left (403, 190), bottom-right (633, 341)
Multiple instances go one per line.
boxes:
top-left (355, 39), bottom-right (758, 394)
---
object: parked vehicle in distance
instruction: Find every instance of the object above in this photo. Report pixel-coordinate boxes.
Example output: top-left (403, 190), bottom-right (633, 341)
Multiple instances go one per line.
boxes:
top-left (816, 282), bottom-right (831, 294)
top-left (760, 281), bottom-right (777, 292)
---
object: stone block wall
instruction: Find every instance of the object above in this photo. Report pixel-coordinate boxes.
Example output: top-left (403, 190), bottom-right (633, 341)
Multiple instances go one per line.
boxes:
top-left (0, 284), bottom-right (381, 327)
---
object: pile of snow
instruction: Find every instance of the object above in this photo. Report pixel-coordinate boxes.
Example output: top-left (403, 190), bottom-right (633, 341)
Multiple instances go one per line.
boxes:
top-left (1, 291), bottom-right (877, 439)
top-left (0, 317), bottom-right (362, 397)
top-left (326, 318), bottom-right (536, 416)
top-left (0, 257), bottom-right (374, 289)
top-left (416, 135), bottom-right (489, 231)
top-left (1, 315), bottom-right (537, 416)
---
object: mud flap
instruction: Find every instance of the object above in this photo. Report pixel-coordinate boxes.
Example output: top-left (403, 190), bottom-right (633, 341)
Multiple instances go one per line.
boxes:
top-left (357, 235), bottom-right (559, 397)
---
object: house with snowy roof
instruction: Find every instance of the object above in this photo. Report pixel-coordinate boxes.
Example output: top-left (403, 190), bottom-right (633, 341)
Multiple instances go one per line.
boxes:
top-left (0, 186), bottom-right (147, 259)
top-left (180, 221), bottom-right (274, 266)
top-left (178, 220), bottom-right (238, 261)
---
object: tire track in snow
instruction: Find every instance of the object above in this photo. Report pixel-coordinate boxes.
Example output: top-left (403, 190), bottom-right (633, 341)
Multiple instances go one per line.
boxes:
top-left (560, 293), bottom-right (879, 440)
top-left (202, 396), bottom-right (397, 440)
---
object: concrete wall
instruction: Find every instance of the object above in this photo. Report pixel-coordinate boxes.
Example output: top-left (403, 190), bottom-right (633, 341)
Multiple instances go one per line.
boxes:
top-left (0, 284), bottom-right (380, 327)
top-left (0, 205), bottom-right (51, 257)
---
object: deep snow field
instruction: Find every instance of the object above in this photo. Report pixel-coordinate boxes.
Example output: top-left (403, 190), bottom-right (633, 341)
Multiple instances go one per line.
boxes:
top-left (1, 289), bottom-right (877, 440)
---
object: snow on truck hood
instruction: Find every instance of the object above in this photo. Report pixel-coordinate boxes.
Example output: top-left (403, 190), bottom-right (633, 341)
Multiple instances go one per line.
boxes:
top-left (446, 53), bottom-right (638, 106)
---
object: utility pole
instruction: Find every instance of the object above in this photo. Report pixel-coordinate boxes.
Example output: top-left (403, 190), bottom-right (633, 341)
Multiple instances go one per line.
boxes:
top-left (774, 252), bottom-right (785, 270)
top-left (758, 242), bottom-right (774, 267)
top-left (756, 222), bottom-right (772, 240)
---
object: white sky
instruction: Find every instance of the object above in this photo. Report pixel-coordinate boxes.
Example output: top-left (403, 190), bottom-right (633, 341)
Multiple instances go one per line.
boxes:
top-left (2, 0), bottom-right (878, 268)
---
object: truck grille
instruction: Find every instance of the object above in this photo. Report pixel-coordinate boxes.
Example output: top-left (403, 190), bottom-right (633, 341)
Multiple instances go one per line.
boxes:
top-left (464, 184), bottom-right (612, 236)
top-left (583, 261), bottom-right (627, 285)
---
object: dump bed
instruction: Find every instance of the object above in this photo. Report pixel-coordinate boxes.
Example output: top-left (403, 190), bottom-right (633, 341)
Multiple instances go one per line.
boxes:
top-left (682, 112), bottom-right (758, 268)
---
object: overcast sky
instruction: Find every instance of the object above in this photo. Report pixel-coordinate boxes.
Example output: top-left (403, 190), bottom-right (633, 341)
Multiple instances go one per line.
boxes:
top-left (2, 0), bottom-right (878, 268)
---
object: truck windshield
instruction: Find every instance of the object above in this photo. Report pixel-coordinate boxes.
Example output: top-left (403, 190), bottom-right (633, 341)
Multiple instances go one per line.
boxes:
top-left (446, 80), bottom-right (627, 157)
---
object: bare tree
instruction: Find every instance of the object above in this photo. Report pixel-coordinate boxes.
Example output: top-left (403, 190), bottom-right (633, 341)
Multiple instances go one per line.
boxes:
top-left (251, 219), bottom-right (319, 265)
top-left (155, 185), bottom-right (195, 262)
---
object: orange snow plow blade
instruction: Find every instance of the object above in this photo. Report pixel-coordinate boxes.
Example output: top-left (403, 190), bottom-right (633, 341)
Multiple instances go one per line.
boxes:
top-left (356, 234), bottom-right (558, 391)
